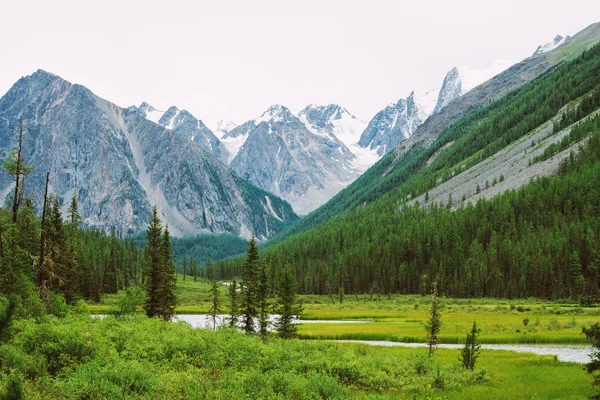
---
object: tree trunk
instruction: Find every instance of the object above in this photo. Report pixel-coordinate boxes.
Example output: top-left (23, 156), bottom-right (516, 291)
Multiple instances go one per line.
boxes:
top-left (12, 120), bottom-right (24, 224)
top-left (37, 172), bottom-right (50, 289)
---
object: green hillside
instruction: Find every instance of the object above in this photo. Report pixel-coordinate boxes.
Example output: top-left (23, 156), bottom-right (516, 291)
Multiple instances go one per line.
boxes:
top-left (209, 43), bottom-right (600, 299)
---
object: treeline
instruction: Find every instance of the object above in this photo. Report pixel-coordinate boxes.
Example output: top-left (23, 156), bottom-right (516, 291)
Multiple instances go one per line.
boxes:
top-left (269, 42), bottom-right (600, 245)
top-left (132, 232), bottom-right (248, 267)
top-left (210, 129), bottom-right (600, 300)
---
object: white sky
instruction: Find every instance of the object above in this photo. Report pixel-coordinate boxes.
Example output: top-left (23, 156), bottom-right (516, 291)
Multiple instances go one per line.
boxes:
top-left (0, 0), bottom-right (597, 126)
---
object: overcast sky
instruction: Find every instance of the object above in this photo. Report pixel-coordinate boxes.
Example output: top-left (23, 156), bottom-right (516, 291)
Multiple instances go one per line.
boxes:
top-left (0, 0), bottom-right (597, 126)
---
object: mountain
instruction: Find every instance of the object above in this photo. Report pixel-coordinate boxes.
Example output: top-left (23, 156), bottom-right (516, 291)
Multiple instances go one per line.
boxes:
top-left (532, 34), bottom-right (567, 56)
top-left (433, 67), bottom-right (463, 114)
top-left (137, 103), bottom-right (225, 163)
top-left (268, 22), bottom-right (600, 244)
top-left (211, 120), bottom-right (237, 139)
top-left (0, 70), bottom-right (298, 239)
top-left (298, 104), bottom-right (375, 170)
top-left (357, 67), bottom-right (464, 157)
top-left (218, 36), bottom-right (600, 300)
top-left (229, 105), bottom-right (360, 214)
top-left (358, 93), bottom-right (424, 156)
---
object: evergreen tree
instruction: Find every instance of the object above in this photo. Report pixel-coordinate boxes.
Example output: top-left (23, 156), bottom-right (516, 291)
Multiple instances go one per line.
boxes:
top-left (241, 234), bottom-right (259, 334)
top-left (459, 321), bottom-right (481, 370)
top-left (191, 258), bottom-right (197, 282)
top-left (182, 256), bottom-right (187, 281)
top-left (257, 260), bottom-right (270, 340)
top-left (208, 279), bottom-right (221, 330)
top-left (274, 265), bottom-right (303, 339)
top-left (143, 206), bottom-right (163, 318)
top-left (583, 322), bottom-right (600, 399)
top-left (3, 119), bottom-right (33, 224)
top-left (425, 281), bottom-right (441, 357)
top-left (228, 278), bottom-right (239, 328)
top-left (157, 225), bottom-right (176, 321)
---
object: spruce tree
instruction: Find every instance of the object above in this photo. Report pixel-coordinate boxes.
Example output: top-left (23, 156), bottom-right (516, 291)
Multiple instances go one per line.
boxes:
top-left (157, 225), bottom-right (176, 321)
top-left (228, 278), bottom-right (239, 328)
top-left (274, 265), bottom-right (303, 339)
top-left (257, 260), bottom-right (270, 340)
top-left (3, 119), bottom-right (33, 224)
top-left (143, 206), bottom-right (163, 318)
top-left (208, 279), bottom-right (221, 330)
top-left (459, 321), bottom-right (481, 370)
top-left (425, 281), bottom-right (442, 357)
top-left (583, 322), bottom-right (600, 399)
top-left (241, 233), bottom-right (259, 333)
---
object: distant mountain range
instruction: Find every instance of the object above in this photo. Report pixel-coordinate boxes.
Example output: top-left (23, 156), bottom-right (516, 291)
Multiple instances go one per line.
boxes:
top-left (0, 71), bottom-right (298, 240)
top-left (0, 30), bottom-right (578, 238)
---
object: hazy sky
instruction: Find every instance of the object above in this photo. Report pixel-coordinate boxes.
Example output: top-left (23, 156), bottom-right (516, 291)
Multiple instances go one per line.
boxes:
top-left (0, 0), bottom-right (597, 126)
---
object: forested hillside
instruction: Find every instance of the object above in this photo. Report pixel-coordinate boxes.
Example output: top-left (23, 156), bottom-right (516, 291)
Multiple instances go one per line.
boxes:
top-left (0, 192), bottom-right (142, 315)
top-left (209, 44), bottom-right (600, 300)
top-left (271, 29), bottom-right (600, 243)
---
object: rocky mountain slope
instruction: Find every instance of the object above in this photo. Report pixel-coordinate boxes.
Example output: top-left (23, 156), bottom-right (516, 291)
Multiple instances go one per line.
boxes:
top-left (268, 22), bottom-right (600, 243)
top-left (229, 105), bottom-right (360, 214)
top-left (0, 70), bottom-right (298, 239)
top-left (137, 103), bottom-right (226, 163)
top-left (357, 67), bottom-right (464, 157)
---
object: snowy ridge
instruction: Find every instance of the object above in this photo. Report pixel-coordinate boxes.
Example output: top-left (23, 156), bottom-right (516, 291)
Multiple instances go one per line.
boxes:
top-left (533, 35), bottom-right (567, 56)
top-left (138, 102), bottom-right (165, 124)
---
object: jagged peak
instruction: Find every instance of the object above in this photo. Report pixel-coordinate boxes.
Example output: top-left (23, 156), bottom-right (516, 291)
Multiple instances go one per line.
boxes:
top-left (256, 104), bottom-right (294, 123)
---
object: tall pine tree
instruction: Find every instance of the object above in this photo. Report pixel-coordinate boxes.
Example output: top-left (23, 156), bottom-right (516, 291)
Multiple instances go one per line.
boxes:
top-left (241, 234), bottom-right (259, 334)
top-left (143, 206), bottom-right (163, 318)
top-left (274, 265), bottom-right (302, 339)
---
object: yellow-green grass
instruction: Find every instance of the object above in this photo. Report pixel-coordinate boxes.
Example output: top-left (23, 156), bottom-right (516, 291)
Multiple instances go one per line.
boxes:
top-left (90, 276), bottom-right (600, 343)
top-left (338, 344), bottom-right (593, 399)
top-left (299, 311), bottom-right (599, 344)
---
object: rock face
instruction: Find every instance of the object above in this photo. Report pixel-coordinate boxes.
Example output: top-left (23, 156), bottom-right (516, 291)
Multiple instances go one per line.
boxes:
top-left (137, 103), bottom-right (226, 163)
top-left (358, 93), bottom-right (424, 156)
top-left (229, 105), bottom-right (360, 214)
top-left (433, 67), bottom-right (463, 115)
top-left (0, 70), bottom-right (298, 239)
top-left (357, 67), bottom-right (464, 157)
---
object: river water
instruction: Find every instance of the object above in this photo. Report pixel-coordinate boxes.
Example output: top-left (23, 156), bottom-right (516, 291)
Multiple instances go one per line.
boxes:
top-left (333, 340), bottom-right (593, 364)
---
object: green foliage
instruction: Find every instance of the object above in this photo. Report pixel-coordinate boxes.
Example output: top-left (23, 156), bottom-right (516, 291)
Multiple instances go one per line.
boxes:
top-left (228, 279), bottom-right (239, 328)
top-left (0, 374), bottom-right (23, 400)
top-left (459, 321), bottom-right (481, 370)
top-left (425, 282), bottom-right (441, 357)
top-left (0, 315), bottom-right (488, 398)
top-left (208, 280), bottom-right (220, 330)
top-left (117, 286), bottom-right (144, 315)
top-left (143, 208), bottom-right (177, 321)
top-left (133, 232), bottom-right (249, 270)
top-left (275, 266), bottom-right (303, 339)
top-left (241, 234), bottom-right (259, 334)
top-left (583, 322), bottom-right (600, 399)
top-left (257, 261), bottom-right (270, 340)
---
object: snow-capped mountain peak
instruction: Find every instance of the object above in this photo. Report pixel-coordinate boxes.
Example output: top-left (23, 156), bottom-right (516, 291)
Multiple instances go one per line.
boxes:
top-left (433, 67), bottom-right (463, 114)
top-left (138, 102), bottom-right (165, 124)
top-left (532, 35), bottom-right (568, 56)
top-left (211, 120), bottom-right (238, 139)
top-left (256, 104), bottom-right (294, 123)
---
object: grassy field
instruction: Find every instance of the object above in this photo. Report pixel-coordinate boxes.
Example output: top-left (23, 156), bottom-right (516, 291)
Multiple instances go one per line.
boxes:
top-left (77, 276), bottom-right (600, 398)
top-left (89, 276), bottom-right (600, 345)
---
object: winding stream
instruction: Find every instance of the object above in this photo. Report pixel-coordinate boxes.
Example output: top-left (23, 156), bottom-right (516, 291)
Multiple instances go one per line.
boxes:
top-left (333, 340), bottom-right (592, 364)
